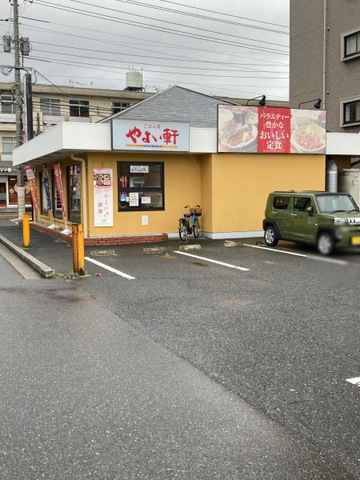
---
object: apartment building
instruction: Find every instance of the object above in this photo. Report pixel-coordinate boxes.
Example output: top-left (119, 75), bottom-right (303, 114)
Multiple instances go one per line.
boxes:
top-left (290, 0), bottom-right (360, 133)
top-left (0, 81), bottom-right (153, 211)
top-left (290, 0), bottom-right (360, 200)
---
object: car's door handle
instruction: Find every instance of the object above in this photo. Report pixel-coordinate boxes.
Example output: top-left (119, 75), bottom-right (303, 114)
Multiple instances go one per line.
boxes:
top-left (290, 213), bottom-right (297, 217)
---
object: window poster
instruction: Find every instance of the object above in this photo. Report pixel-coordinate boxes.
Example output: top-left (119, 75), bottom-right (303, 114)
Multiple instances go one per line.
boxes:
top-left (218, 105), bottom-right (326, 154)
top-left (93, 168), bottom-right (113, 227)
top-left (129, 192), bottom-right (139, 207)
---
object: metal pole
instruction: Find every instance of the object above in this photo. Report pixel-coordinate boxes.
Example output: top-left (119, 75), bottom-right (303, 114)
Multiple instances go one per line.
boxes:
top-left (13, 0), bottom-right (25, 219)
top-left (23, 212), bottom-right (30, 247)
top-left (72, 223), bottom-right (85, 276)
top-left (25, 73), bottom-right (33, 140)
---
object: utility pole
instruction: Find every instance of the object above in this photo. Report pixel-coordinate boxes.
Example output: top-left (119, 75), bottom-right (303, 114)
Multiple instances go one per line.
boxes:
top-left (13, 0), bottom-right (25, 219)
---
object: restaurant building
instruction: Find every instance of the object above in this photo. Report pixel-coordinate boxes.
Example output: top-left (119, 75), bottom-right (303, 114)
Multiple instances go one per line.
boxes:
top-left (12, 86), bottom-right (327, 244)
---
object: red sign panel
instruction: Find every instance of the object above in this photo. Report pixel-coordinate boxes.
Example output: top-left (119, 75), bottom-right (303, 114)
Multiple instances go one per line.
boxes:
top-left (257, 107), bottom-right (291, 153)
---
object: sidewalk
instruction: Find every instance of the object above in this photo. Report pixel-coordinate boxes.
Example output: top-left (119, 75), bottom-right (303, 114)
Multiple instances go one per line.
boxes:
top-left (0, 218), bottom-right (73, 277)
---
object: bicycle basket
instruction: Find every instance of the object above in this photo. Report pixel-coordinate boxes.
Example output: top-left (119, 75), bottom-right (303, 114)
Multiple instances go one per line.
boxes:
top-left (190, 206), bottom-right (202, 217)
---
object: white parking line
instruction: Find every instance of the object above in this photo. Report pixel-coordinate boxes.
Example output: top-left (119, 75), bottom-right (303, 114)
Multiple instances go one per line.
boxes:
top-left (174, 251), bottom-right (250, 271)
top-left (243, 244), bottom-right (307, 257)
top-left (306, 255), bottom-right (348, 266)
top-left (243, 244), bottom-right (348, 266)
top-left (85, 257), bottom-right (135, 279)
top-left (346, 377), bottom-right (360, 387)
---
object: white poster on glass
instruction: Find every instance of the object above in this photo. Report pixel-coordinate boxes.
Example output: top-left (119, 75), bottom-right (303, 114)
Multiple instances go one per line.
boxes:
top-left (94, 168), bottom-right (113, 226)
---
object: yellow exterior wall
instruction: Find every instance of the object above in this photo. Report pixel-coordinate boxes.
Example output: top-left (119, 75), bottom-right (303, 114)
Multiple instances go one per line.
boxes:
top-left (210, 153), bottom-right (326, 233)
top-left (199, 154), bottom-right (213, 233)
top-left (86, 152), bottom-right (203, 237)
top-left (35, 152), bottom-right (326, 238)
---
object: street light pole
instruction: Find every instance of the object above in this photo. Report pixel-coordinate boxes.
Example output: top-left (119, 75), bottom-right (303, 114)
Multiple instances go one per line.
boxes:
top-left (13, 0), bottom-right (25, 219)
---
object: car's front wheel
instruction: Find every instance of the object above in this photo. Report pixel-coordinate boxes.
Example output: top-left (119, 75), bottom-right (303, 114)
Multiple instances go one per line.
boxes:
top-left (264, 225), bottom-right (278, 247)
top-left (317, 232), bottom-right (334, 255)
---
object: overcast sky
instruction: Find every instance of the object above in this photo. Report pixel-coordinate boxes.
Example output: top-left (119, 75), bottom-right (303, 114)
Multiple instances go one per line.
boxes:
top-left (0, 0), bottom-right (289, 101)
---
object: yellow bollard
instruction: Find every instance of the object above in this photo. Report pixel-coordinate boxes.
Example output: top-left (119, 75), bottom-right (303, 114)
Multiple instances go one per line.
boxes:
top-left (72, 224), bottom-right (85, 276)
top-left (23, 213), bottom-right (30, 248)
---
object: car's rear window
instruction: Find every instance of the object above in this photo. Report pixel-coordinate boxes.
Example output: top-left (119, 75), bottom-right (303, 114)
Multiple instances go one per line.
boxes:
top-left (273, 196), bottom-right (290, 210)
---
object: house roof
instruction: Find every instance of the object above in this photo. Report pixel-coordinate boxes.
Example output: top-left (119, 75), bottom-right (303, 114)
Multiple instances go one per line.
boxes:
top-left (100, 85), bottom-right (237, 128)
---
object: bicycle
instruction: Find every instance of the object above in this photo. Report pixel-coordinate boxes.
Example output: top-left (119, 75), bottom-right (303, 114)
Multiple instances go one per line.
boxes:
top-left (178, 205), bottom-right (202, 241)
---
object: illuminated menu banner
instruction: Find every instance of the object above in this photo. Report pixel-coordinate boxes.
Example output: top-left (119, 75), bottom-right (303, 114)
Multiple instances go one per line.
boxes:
top-left (112, 119), bottom-right (190, 151)
top-left (218, 105), bottom-right (326, 154)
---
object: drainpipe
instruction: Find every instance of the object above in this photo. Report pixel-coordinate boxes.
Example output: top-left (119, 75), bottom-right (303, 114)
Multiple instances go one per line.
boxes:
top-left (326, 158), bottom-right (338, 192)
top-left (71, 155), bottom-right (88, 238)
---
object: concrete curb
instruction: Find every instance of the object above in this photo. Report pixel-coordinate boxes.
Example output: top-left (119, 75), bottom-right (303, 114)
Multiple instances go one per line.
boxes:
top-left (0, 234), bottom-right (55, 279)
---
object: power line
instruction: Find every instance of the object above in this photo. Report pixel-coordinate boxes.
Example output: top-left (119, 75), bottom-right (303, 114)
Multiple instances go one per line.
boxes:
top-left (80, 0), bottom-right (289, 36)
top-left (18, 20), bottom-right (289, 67)
top-left (33, 0), bottom-right (288, 55)
top-left (154, 0), bottom-right (288, 30)
top-left (27, 54), bottom-right (289, 79)
top-left (0, 1), bottom-right (289, 99)
top-left (30, 41), bottom-right (289, 74)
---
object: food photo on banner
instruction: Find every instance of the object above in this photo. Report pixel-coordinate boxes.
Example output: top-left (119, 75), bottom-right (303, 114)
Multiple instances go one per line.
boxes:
top-left (93, 168), bottom-right (114, 227)
top-left (217, 105), bottom-right (326, 154)
top-left (24, 165), bottom-right (39, 210)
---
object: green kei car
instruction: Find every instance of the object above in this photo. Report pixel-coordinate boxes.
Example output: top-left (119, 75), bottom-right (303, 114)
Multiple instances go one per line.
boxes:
top-left (263, 191), bottom-right (360, 255)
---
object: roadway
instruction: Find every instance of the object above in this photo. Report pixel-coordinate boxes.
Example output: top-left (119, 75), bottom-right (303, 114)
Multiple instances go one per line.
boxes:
top-left (0, 219), bottom-right (359, 479)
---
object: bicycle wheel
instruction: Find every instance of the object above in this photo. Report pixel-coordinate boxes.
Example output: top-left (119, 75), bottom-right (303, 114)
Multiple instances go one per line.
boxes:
top-left (179, 221), bottom-right (188, 241)
top-left (193, 218), bottom-right (200, 238)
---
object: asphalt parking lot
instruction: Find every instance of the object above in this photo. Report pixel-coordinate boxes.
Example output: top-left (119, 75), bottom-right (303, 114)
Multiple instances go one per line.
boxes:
top-left (1, 222), bottom-right (360, 477)
top-left (77, 237), bottom-right (360, 477)
top-left (81, 236), bottom-right (360, 284)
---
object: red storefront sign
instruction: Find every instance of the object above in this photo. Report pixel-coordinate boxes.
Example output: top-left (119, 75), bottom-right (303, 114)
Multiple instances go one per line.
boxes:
top-left (257, 107), bottom-right (291, 153)
top-left (111, 119), bottom-right (190, 151)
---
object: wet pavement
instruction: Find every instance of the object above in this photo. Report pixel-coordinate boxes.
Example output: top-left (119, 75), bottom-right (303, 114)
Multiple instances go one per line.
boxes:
top-left (0, 218), bottom-right (356, 479)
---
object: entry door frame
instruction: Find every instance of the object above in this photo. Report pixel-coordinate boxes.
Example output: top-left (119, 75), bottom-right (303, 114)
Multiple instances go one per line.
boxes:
top-left (0, 176), bottom-right (8, 208)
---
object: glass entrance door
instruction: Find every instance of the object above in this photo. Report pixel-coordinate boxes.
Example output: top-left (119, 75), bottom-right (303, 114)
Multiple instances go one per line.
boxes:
top-left (0, 182), bottom-right (6, 207)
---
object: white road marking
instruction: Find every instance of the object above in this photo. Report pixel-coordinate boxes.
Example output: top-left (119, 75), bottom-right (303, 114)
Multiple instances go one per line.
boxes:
top-left (243, 244), bottom-right (307, 257)
top-left (346, 377), bottom-right (360, 387)
top-left (174, 251), bottom-right (250, 271)
top-left (85, 257), bottom-right (135, 279)
top-left (306, 255), bottom-right (348, 266)
top-left (243, 244), bottom-right (348, 266)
